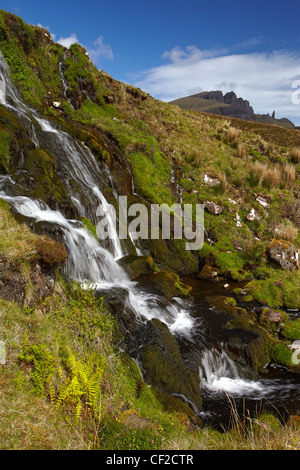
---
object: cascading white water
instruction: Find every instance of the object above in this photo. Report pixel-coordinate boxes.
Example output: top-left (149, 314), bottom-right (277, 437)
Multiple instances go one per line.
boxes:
top-left (199, 346), bottom-right (300, 398)
top-left (0, 52), bottom-right (194, 338)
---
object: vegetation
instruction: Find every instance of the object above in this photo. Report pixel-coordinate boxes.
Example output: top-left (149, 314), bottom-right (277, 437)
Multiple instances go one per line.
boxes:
top-left (0, 9), bottom-right (299, 450)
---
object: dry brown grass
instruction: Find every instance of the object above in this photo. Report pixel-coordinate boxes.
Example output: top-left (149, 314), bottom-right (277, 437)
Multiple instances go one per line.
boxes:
top-left (264, 164), bottom-right (282, 189)
top-left (0, 203), bottom-right (38, 262)
top-left (283, 163), bottom-right (297, 189)
top-left (236, 142), bottom-right (246, 158)
top-left (248, 162), bottom-right (295, 190)
top-left (274, 221), bottom-right (298, 243)
top-left (225, 126), bottom-right (240, 145)
top-left (291, 148), bottom-right (300, 163)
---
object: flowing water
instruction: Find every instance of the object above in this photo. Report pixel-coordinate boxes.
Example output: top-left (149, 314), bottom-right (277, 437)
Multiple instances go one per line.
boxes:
top-left (0, 53), bottom-right (300, 428)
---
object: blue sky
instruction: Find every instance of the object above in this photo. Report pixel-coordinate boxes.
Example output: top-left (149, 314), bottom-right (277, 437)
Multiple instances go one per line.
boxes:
top-left (1, 0), bottom-right (300, 124)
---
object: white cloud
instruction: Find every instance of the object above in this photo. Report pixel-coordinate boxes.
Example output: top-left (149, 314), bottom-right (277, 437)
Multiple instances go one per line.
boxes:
top-left (87, 36), bottom-right (114, 64)
top-left (132, 45), bottom-right (300, 125)
top-left (57, 34), bottom-right (79, 49)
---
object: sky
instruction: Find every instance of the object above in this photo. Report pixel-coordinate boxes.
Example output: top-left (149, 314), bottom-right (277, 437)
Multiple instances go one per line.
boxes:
top-left (1, 0), bottom-right (300, 124)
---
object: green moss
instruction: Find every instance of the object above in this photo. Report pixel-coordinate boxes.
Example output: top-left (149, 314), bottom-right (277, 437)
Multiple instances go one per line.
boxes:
top-left (0, 129), bottom-right (10, 172)
top-left (119, 255), bottom-right (158, 280)
top-left (246, 271), bottom-right (300, 309)
top-left (281, 319), bottom-right (300, 341)
top-left (23, 149), bottom-right (68, 204)
top-left (268, 339), bottom-right (294, 367)
top-left (146, 270), bottom-right (192, 298)
top-left (81, 217), bottom-right (97, 239)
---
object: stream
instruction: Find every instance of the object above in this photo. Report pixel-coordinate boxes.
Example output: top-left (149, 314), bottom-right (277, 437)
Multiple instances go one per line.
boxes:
top-left (0, 52), bottom-right (300, 430)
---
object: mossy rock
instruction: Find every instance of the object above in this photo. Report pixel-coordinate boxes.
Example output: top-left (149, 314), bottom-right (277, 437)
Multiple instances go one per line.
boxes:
top-left (267, 338), bottom-right (295, 368)
top-left (119, 409), bottom-right (151, 430)
top-left (133, 318), bottom-right (202, 412)
top-left (152, 387), bottom-right (202, 428)
top-left (143, 270), bottom-right (192, 298)
top-left (198, 264), bottom-right (220, 280)
top-left (119, 254), bottom-right (158, 280)
top-left (207, 295), bottom-right (243, 317)
top-left (252, 413), bottom-right (282, 433)
top-left (281, 318), bottom-right (300, 341)
top-left (259, 307), bottom-right (285, 333)
top-left (20, 148), bottom-right (68, 206)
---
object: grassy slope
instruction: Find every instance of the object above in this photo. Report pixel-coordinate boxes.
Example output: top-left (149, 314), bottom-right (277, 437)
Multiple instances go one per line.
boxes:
top-left (0, 10), bottom-right (300, 449)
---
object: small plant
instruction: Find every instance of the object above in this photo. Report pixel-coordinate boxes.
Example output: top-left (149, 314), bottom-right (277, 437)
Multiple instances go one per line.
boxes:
top-left (56, 349), bottom-right (106, 424)
top-left (18, 337), bottom-right (57, 397)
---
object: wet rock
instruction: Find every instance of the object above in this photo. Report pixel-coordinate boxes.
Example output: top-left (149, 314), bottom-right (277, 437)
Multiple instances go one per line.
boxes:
top-left (198, 264), bottom-right (220, 280)
top-left (268, 239), bottom-right (299, 271)
top-left (139, 270), bottom-right (192, 298)
top-left (119, 254), bottom-right (158, 280)
top-left (127, 318), bottom-right (203, 412)
top-left (260, 307), bottom-right (284, 330)
top-left (204, 201), bottom-right (223, 215)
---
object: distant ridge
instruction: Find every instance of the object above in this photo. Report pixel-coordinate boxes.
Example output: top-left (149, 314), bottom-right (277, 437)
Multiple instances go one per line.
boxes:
top-left (170, 90), bottom-right (295, 128)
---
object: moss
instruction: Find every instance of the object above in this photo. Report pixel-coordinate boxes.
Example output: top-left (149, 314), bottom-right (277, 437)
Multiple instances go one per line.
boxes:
top-left (246, 271), bottom-right (300, 309)
top-left (145, 270), bottom-right (192, 298)
top-left (81, 217), bottom-right (97, 239)
top-left (198, 242), bottom-right (247, 279)
top-left (119, 255), bottom-right (158, 280)
top-left (22, 149), bottom-right (68, 205)
top-left (281, 319), bottom-right (300, 341)
top-left (141, 319), bottom-right (202, 411)
top-left (268, 339), bottom-right (294, 367)
top-left (152, 387), bottom-right (202, 428)
top-left (0, 129), bottom-right (10, 172)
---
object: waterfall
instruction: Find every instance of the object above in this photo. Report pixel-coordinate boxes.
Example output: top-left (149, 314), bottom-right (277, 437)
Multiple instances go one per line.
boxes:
top-left (0, 52), bottom-right (194, 338)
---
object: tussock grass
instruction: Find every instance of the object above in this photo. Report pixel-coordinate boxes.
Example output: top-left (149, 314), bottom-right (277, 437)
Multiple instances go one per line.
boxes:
top-left (0, 201), bottom-right (38, 262)
top-left (274, 220), bottom-right (298, 243)
top-left (247, 162), bottom-right (296, 190)
top-left (236, 142), bottom-right (246, 158)
top-left (283, 163), bottom-right (297, 189)
top-left (291, 148), bottom-right (300, 163)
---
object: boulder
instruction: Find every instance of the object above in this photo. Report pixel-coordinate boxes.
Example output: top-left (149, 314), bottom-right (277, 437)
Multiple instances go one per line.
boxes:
top-left (268, 239), bottom-right (299, 271)
top-left (198, 264), bottom-right (220, 280)
top-left (128, 318), bottom-right (203, 412)
top-left (260, 307), bottom-right (284, 329)
top-left (204, 201), bottom-right (223, 215)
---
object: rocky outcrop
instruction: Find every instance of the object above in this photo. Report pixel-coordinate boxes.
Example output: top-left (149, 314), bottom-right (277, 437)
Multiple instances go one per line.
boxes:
top-left (127, 318), bottom-right (203, 412)
top-left (268, 240), bottom-right (299, 271)
top-left (170, 90), bottom-right (295, 126)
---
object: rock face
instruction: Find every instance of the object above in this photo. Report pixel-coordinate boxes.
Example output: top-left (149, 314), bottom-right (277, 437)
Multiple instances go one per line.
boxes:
top-left (170, 90), bottom-right (295, 127)
top-left (268, 240), bottom-right (299, 271)
top-left (127, 318), bottom-right (203, 412)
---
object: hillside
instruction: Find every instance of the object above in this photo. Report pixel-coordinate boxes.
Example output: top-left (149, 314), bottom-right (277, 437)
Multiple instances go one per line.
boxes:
top-left (0, 10), bottom-right (300, 450)
top-left (170, 91), bottom-right (296, 128)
